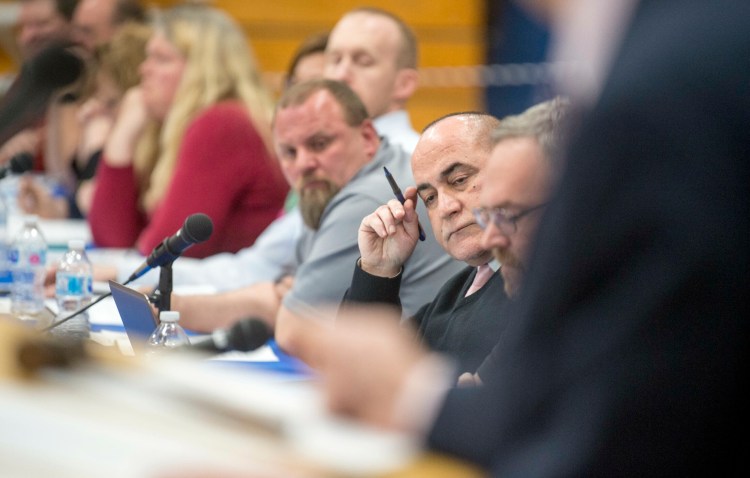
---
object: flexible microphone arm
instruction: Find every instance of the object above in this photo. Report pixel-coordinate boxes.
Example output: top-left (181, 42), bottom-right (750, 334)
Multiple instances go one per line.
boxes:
top-left (45, 214), bottom-right (212, 333)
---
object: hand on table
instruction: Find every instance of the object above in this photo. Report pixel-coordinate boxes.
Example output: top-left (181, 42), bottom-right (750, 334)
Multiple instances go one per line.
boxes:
top-left (17, 176), bottom-right (69, 219)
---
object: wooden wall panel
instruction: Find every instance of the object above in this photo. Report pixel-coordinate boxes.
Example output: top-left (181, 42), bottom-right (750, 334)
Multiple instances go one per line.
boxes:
top-left (0, 1), bottom-right (20, 77)
top-left (214, 0), bottom-right (486, 129)
top-left (212, 0), bottom-right (487, 130)
top-left (1, 0), bottom-right (487, 130)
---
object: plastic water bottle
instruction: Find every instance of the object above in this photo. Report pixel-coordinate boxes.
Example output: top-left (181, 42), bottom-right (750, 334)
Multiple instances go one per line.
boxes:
top-left (147, 311), bottom-right (190, 354)
top-left (52, 239), bottom-right (93, 339)
top-left (9, 215), bottom-right (47, 319)
top-left (0, 194), bottom-right (11, 294)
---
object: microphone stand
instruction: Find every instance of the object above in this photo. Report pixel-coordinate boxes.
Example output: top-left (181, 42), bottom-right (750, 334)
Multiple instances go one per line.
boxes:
top-left (149, 261), bottom-right (173, 314)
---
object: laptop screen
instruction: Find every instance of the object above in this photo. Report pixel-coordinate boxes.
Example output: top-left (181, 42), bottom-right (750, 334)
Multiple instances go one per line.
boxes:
top-left (108, 280), bottom-right (158, 347)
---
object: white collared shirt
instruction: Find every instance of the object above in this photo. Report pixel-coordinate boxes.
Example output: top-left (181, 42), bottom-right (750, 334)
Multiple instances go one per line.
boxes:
top-left (373, 110), bottom-right (420, 154)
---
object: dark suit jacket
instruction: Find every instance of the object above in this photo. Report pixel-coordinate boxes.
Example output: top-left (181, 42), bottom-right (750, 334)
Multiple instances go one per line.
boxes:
top-left (427, 0), bottom-right (749, 475)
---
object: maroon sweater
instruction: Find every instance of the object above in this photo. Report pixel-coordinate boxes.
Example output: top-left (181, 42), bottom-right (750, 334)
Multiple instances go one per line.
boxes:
top-left (88, 101), bottom-right (288, 258)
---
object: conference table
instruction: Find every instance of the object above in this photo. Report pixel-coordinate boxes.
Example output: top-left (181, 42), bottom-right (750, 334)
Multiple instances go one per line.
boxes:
top-left (0, 219), bottom-right (484, 478)
top-left (20, 218), bottom-right (312, 374)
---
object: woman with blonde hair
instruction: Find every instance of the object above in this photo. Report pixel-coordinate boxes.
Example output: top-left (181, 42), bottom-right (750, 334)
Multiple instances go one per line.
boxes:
top-left (88, 4), bottom-right (288, 258)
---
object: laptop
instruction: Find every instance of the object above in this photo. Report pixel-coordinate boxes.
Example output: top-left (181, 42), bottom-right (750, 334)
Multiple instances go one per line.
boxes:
top-left (108, 280), bottom-right (158, 348)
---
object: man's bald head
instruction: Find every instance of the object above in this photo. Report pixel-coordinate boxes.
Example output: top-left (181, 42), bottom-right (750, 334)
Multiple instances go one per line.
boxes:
top-left (411, 112), bottom-right (501, 265)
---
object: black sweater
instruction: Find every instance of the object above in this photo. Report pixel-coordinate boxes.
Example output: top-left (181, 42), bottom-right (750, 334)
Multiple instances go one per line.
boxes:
top-left (342, 262), bottom-right (511, 373)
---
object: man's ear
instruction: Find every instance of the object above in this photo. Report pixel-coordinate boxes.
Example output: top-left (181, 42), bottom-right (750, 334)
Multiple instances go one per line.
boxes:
top-left (360, 118), bottom-right (380, 156)
top-left (393, 68), bottom-right (419, 105)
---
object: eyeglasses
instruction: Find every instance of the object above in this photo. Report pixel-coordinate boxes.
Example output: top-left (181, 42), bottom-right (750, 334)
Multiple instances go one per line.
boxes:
top-left (473, 202), bottom-right (548, 235)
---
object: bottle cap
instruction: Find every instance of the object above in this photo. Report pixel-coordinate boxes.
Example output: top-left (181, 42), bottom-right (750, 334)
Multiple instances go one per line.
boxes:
top-left (159, 311), bottom-right (180, 322)
top-left (23, 214), bottom-right (39, 225)
top-left (68, 239), bottom-right (85, 251)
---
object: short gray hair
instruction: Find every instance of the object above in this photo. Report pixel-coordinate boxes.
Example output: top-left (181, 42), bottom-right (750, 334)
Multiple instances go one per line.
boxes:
top-left (492, 97), bottom-right (572, 173)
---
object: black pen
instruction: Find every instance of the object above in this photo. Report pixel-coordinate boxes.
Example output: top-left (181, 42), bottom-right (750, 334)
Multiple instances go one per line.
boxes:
top-left (383, 166), bottom-right (426, 241)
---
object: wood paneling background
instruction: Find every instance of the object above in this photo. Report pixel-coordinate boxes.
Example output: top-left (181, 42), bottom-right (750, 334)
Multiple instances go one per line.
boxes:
top-left (1, 0), bottom-right (487, 130)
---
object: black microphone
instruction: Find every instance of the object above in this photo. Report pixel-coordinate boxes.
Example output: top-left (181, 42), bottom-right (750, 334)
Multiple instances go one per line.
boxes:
top-left (189, 318), bottom-right (273, 354)
top-left (0, 152), bottom-right (35, 179)
top-left (127, 213), bottom-right (214, 281)
top-left (0, 43), bottom-right (84, 145)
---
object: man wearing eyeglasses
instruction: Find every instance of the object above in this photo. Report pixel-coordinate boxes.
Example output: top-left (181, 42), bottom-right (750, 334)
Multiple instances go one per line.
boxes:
top-left (454, 97), bottom-right (569, 386)
top-left (474, 98), bottom-right (568, 301)
top-left (340, 111), bottom-right (519, 373)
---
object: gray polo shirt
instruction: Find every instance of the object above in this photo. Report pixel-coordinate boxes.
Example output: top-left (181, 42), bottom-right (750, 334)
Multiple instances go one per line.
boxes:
top-left (283, 138), bottom-right (463, 319)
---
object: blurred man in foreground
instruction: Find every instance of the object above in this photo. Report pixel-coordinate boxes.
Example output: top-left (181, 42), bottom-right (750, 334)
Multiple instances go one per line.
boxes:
top-left (306, 0), bottom-right (749, 473)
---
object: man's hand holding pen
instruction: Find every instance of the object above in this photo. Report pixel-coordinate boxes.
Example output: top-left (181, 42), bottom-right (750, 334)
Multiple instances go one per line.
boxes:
top-left (358, 186), bottom-right (422, 278)
top-left (384, 166), bottom-right (426, 241)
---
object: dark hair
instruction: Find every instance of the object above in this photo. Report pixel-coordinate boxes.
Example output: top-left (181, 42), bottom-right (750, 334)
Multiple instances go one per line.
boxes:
top-left (55, 0), bottom-right (80, 21)
top-left (285, 32), bottom-right (328, 88)
top-left (113, 0), bottom-right (146, 25)
top-left (275, 79), bottom-right (369, 127)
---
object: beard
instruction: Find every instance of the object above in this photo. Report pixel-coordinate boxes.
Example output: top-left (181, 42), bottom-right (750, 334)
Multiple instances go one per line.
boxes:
top-left (493, 248), bottom-right (525, 299)
top-left (298, 177), bottom-right (341, 230)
